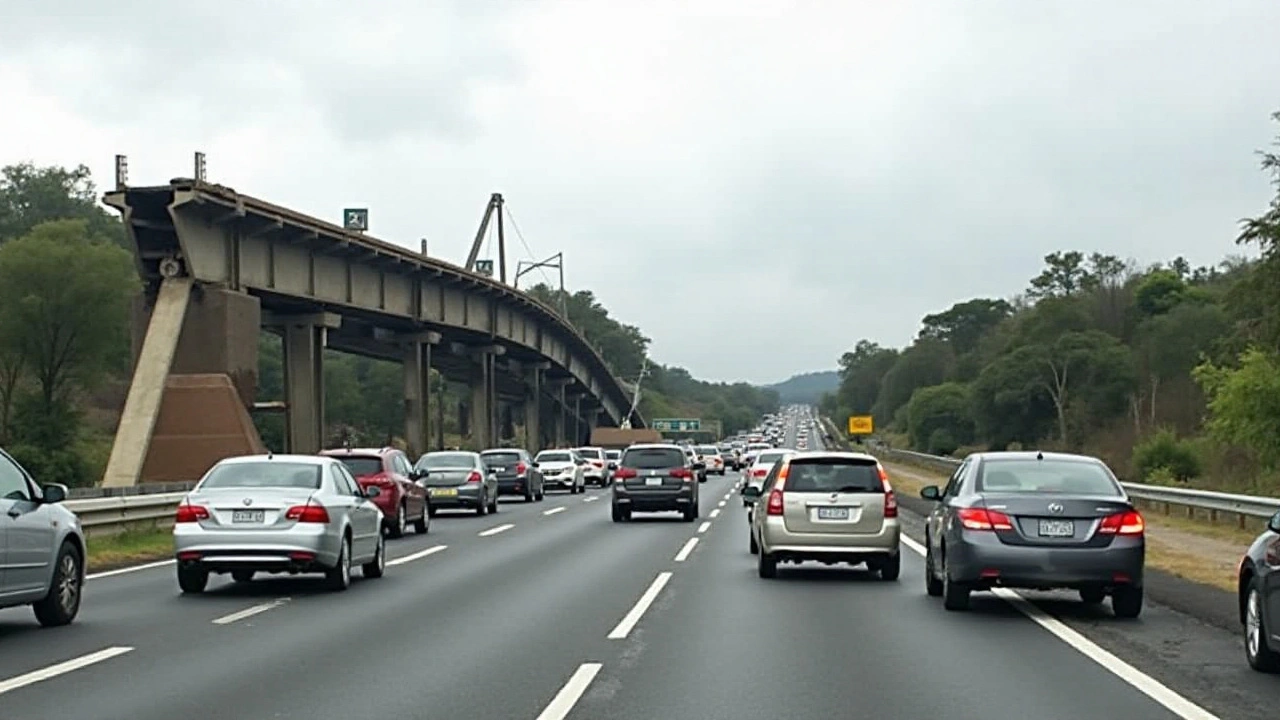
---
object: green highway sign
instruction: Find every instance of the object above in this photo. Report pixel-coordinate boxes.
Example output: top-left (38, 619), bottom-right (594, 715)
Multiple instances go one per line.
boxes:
top-left (343, 208), bottom-right (369, 232)
top-left (653, 418), bottom-right (701, 432)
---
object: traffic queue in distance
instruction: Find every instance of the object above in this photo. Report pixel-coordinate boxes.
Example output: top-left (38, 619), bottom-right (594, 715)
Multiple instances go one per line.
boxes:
top-left (168, 443), bottom-right (614, 594)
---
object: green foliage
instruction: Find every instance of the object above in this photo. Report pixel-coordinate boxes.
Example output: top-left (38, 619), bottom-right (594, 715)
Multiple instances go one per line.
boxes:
top-left (0, 162), bottom-right (125, 246)
top-left (1194, 348), bottom-right (1280, 468)
top-left (906, 382), bottom-right (974, 453)
top-left (1132, 428), bottom-right (1202, 482)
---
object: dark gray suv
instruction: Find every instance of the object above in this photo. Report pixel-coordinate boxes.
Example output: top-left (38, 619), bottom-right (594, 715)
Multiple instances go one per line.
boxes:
top-left (611, 443), bottom-right (700, 522)
top-left (480, 448), bottom-right (545, 502)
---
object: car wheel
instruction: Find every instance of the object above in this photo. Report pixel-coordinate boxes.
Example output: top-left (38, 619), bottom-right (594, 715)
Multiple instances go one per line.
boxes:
top-left (476, 494), bottom-right (488, 516)
top-left (612, 503), bottom-right (626, 522)
top-left (757, 549), bottom-right (778, 579)
top-left (924, 539), bottom-right (943, 597)
top-left (428, 505), bottom-right (438, 518)
top-left (749, 530), bottom-right (759, 555)
top-left (489, 494), bottom-right (499, 513)
top-left (362, 533), bottom-right (386, 579)
top-left (232, 570), bottom-right (255, 583)
top-left (1079, 587), bottom-right (1105, 604)
top-left (1112, 585), bottom-right (1143, 619)
top-left (1245, 581), bottom-right (1280, 672)
top-left (33, 542), bottom-right (83, 627)
top-left (413, 503), bottom-right (429, 534)
top-left (525, 486), bottom-right (535, 502)
top-left (536, 487), bottom-right (545, 501)
top-left (941, 552), bottom-right (970, 611)
top-left (878, 552), bottom-right (901, 581)
top-left (683, 505), bottom-right (697, 522)
top-left (177, 564), bottom-right (209, 595)
top-left (391, 503), bottom-right (407, 538)
top-left (325, 535), bottom-right (352, 591)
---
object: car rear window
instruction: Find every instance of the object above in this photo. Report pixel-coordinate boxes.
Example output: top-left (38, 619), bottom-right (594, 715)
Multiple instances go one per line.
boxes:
top-left (622, 448), bottom-right (685, 469)
top-left (578, 448), bottom-right (603, 459)
top-left (334, 456), bottom-right (383, 478)
top-left (481, 451), bottom-right (522, 465)
top-left (697, 446), bottom-right (719, 455)
top-left (785, 458), bottom-right (882, 493)
top-left (606, 450), bottom-right (620, 459)
top-left (978, 459), bottom-right (1122, 496)
top-left (417, 452), bottom-right (475, 470)
top-left (755, 451), bottom-right (789, 466)
top-left (537, 452), bottom-right (572, 463)
top-left (201, 462), bottom-right (322, 490)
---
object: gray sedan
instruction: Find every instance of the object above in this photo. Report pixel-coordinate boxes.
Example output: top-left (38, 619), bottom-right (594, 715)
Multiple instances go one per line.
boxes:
top-left (0, 447), bottom-right (85, 626)
top-left (920, 451), bottom-right (1144, 617)
top-left (414, 451), bottom-right (499, 516)
top-left (172, 454), bottom-right (386, 593)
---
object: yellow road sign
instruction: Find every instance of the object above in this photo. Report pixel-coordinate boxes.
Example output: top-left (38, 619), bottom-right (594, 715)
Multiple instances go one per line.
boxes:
top-left (847, 415), bottom-right (874, 435)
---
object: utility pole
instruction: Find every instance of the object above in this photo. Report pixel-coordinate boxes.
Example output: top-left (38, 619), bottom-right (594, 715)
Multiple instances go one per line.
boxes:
top-left (620, 357), bottom-right (650, 429)
top-left (464, 193), bottom-right (506, 283)
top-left (514, 252), bottom-right (568, 320)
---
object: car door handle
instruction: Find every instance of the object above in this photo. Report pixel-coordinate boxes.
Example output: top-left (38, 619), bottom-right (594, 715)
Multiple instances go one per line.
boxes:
top-left (6, 509), bottom-right (20, 518)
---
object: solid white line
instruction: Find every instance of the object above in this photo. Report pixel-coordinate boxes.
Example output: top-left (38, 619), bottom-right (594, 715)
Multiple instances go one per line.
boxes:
top-left (86, 559), bottom-right (174, 581)
top-left (674, 537), bottom-right (699, 562)
top-left (543, 506), bottom-right (567, 516)
top-left (583, 496), bottom-right (599, 503)
top-left (709, 508), bottom-right (721, 518)
top-left (697, 521), bottom-right (711, 534)
top-left (535, 662), bottom-right (604, 720)
top-left (897, 535), bottom-right (1219, 720)
top-left (387, 544), bottom-right (448, 567)
top-left (479, 523), bottom-right (515, 537)
top-left (212, 598), bottom-right (290, 625)
top-left (0, 647), bottom-right (134, 696)
top-left (607, 572), bottom-right (673, 640)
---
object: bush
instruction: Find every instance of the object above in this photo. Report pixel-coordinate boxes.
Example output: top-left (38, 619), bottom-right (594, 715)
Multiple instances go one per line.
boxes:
top-left (7, 443), bottom-right (90, 487)
top-left (1132, 428), bottom-right (1201, 482)
top-left (927, 428), bottom-right (960, 456)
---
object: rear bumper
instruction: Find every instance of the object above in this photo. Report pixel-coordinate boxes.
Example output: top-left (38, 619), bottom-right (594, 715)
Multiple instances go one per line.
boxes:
top-left (760, 517), bottom-right (900, 562)
top-left (947, 532), bottom-right (1145, 589)
top-left (426, 487), bottom-right (484, 509)
top-left (544, 475), bottom-right (577, 490)
top-left (497, 478), bottom-right (531, 495)
top-left (614, 486), bottom-right (696, 512)
top-left (173, 524), bottom-right (340, 571)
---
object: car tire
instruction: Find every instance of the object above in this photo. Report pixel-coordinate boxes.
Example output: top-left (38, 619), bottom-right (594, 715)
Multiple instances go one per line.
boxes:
top-left (1112, 585), bottom-right (1143, 619)
top-left (325, 535), bottom-right (352, 592)
top-left (362, 534), bottom-right (386, 579)
top-left (757, 549), bottom-right (778, 579)
top-left (489, 494), bottom-right (499, 514)
top-left (878, 552), bottom-right (901, 581)
top-left (413, 503), bottom-right (430, 534)
top-left (476, 494), bottom-right (488, 516)
top-left (1245, 580), bottom-right (1280, 672)
top-left (232, 570), bottom-right (255, 583)
top-left (924, 540), bottom-right (943, 597)
top-left (536, 487), bottom-right (545, 501)
top-left (941, 553), bottom-right (970, 611)
top-left (612, 504), bottom-right (626, 522)
top-left (1079, 587), bottom-right (1105, 604)
top-left (177, 564), bottom-right (209, 595)
top-left (525, 486), bottom-right (535, 502)
top-left (33, 542), bottom-right (83, 627)
top-left (749, 530), bottom-right (759, 555)
top-left (683, 505), bottom-right (697, 522)
top-left (390, 503), bottom-right (407, 538)
top-left (428, 505), bottom-right (438, 518)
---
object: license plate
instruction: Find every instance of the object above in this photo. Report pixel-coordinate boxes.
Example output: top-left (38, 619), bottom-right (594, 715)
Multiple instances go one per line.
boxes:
top-left (490, 467), bottom-right (505, 473)
top-left (816, 507), bottom-right (850, 520)
top-left (645, 477), bottom-right (663, 486)
top-left (431, 488), bottom-right (458, 497)
top-left (232, 510), bottom-right (265, 523)
top-left (1038, 519), bottom-right (1074, 537)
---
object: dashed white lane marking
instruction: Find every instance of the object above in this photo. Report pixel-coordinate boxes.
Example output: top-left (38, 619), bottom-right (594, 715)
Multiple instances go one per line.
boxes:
top-left (583, 496), bottom-right (600, 503)
top-left (86, 560), bottom-right (174, 580)
top-left (212, 598), bottom-right (291, 625)
top-left (709, 508), bottom-right (721, 518)
top-left (536, 662), bottom-right (604, 720)
top-left (607, 572), bottom-right (673, 640)
top-left (697, 521), bottom-right (711, 534)
top-left (722, 493), bottom-right (731, 500)
top-left (543, 506), bottom-right (567, 516)
top-left (479, 523), bottom-right (515, 537)
top-left (717, 500), bottom-right (726, 508)
top-left (674, 537), bottom-right (699, 562)
top-left (387, 544), bottom-right (447, 567)
top-left (0, 647), bottom-right (135, 696)
top-left (897, 535), bottom-right (1218, 720)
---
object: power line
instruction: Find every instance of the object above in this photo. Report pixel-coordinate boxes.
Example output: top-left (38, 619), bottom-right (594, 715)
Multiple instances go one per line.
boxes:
top-left (504, 206), bottom-right (554, 288)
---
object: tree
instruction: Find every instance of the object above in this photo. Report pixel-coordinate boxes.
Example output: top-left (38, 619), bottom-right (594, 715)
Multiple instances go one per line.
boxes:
top-left (918, 298), bottom-right (1012, 355)
top-left (1027, 251), bottom-right (1089, 299)
top-left (1194, 348), bottom-right (1280, 469)
top-left (905, 383), bottom-right (974, 454)
top-left (0, 162), bottom-right (125, 245)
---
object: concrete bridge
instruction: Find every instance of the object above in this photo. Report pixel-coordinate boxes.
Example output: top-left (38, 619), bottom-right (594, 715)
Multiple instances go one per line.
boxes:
top-left (99, 170), bottom-right (643, 487)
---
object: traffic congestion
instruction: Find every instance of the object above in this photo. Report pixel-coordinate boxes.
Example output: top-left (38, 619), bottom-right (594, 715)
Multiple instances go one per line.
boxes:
top-left (0, 404), bottom-right (1276, 718)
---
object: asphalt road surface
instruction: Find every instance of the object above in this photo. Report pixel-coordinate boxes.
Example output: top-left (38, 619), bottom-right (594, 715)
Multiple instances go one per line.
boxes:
top-left (1, 416), bottom-right (1278, 719)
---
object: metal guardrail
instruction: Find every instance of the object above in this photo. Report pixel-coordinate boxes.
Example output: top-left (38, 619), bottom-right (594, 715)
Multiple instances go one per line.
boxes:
top-left (816, 418), bottom-right (1280, 527)
top-left (65, 492), bottom-right (186, 533)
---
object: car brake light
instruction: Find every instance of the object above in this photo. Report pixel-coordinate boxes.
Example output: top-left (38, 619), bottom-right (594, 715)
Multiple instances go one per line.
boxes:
top-left (671, 468), bottom-right (693, 481)
top-left (751, 468), bottom-right (767, 477)
top-left (467, 471), bottom-right (482, 483)
top-left (956, 507), bottom-right (1013, 531)
top-left (766, 488), bottom-right (784, 516)
top-left (1098, 510), bottom-right (1144, 536)
top-left (285, 503), bottom-right (330, 523)
top-left (615, 467), bottom-right (638, 480)
top-left (516, 462), bottom-right (527, 475)
top-left (175, 503), bottom-right (209, 523)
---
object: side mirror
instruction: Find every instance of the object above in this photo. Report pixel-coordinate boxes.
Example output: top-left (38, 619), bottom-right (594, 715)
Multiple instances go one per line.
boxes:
top-left (920, 485), bottom-right (941, 501)
top-left (410, 468), bottom-right (428, 480)
top-left (41, 483), bottom-right (68, 504)
top-left (741, 486), bottom-right (762, 499)
top-left (364, 486), bottom-right (382, 498)
top-left (1269, 510), bottom-right (1280, 534)
top-left (531, 461), bottom-right (540, 468)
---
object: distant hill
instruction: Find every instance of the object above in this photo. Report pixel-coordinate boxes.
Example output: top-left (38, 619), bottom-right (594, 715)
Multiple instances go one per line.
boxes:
top-left (767, 370), bottom-right (839, 404)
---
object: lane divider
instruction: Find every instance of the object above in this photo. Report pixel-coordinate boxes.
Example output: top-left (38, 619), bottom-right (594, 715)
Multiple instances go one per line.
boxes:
top-left (479, 523), bottom-right (515, 537)
top-left (674, 538), bottom-right (699, 562)
top-left (543, 506), bottom-right (567, 516)
top-left (697, 521), bottom-right (711, 534)
top-left (0, 647), bottom-right (135, 696)
top-left (212, 598), bottom-right (290, 625)
top-left (583, 496), bottom-right (599, 503)
top-left (387, 544), bottom-right (447, 567)
top-left (87, 560), bottom-right (174, 581)
top-left (717, 500), bottom-right (726, 508)
top-left (709, 508), bottom-right (721, 519)
top-left (536, 662), bottom-right (604, 720)
top-left (607, 572), bottom-right (673, 640)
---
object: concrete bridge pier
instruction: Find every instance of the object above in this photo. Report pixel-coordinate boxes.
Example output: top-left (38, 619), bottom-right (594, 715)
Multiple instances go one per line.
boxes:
top-left (523, 362), bottom-right (549, 452)
top-left (567, 391), bottom-right (585, 447)
top-left (400, 331), bottom-right (441, 458)
top-left (273, 312), bottom-right (340, 454)
top-left (547, 378), bottom-right (571, 447)
top-left (467, 345), bottom-right (504, 450)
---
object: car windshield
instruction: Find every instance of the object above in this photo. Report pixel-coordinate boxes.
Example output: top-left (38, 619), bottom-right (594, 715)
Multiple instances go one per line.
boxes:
top-left (785, 458), bottom-right (882, 493)
top-left (537, 452), bottom-right (572, 463)
top-left (622, 447), bottom-right (685, 469)
top-left (756, 452), bottom-right (788, 465)
top-left (416, 453), bottom-right (475, 470)
top-left (606, 450), bottom-right (620, 459)
top-left (200, 462), bottom-right (322, 490)
top-left (697, 446), bottom-right (718, 455)
top-left (481, 451), bottom-right (522, 465)
top-left (978, 459), bottom-right (1121, 496)
top-left (578, 449), bottom-right (603, 459)
top-left (334, 456), bottom-right (382, 477)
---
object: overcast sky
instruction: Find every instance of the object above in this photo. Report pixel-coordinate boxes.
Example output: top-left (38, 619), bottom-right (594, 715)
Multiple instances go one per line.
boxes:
top-left (3, 1), bottom-right (1279, 385)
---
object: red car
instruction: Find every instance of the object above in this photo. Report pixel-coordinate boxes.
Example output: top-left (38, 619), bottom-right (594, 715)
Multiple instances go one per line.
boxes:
top-left (321, 447), bottom-right (430, 537)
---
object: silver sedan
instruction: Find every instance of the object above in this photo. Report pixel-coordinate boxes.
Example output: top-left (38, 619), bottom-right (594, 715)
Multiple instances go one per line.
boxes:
top-left (172, 454), bottom-right (386, 593)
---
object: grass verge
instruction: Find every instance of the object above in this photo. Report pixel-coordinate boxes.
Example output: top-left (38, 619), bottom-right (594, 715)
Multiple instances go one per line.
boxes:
top-left (86, 528), bottom-right (172, 573)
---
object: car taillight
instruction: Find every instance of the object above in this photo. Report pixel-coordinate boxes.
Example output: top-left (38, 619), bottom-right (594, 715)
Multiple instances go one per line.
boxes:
top-left (615, 467), bottom-right (638, 479)
top-left (591, 460), bottom-right (603, 467)
top-left (766, 489), bottom-right (784, 516)
top-left (1098, 510), bottom-right (1144, 536)
top-left (751, 468), bottom-right (767, 477)
top-left (175, 503), bottom-right (209, 523)
top-left (516, 462), bottom-right (527, 475)
top-left (671, 468), bottom-right (693, 481)
top-left (956, 507), bottom-right (1013, 531)
top-left (285, 504), bottom-right (330, 523)
top-left (467, 471), bottom-right (482, 483)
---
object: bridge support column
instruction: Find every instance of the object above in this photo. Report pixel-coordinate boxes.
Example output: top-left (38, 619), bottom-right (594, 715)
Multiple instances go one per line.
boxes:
top-left (567, 392), bottom-right (585, 446)
top-left (524, 362), bottom-right (549, 452)
top-left (401, 331), bottom-right (441, 458)
top-left (467, 345), bottom-right (505, 450)
top-left (277, 313), bottom-right (341, 454)
top-left (547, 378), bottom-right (571, 447)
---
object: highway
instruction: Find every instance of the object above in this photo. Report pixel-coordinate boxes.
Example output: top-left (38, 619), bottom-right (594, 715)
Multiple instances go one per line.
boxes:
top-left (1, 415), bottom-right (1279, 718)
